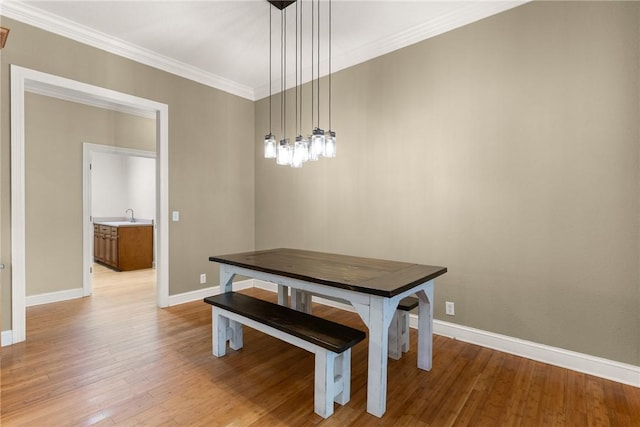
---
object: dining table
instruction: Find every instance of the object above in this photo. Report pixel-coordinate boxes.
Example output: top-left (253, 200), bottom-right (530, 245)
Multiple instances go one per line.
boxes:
top-left (209, 248), bottom-right (447, 418)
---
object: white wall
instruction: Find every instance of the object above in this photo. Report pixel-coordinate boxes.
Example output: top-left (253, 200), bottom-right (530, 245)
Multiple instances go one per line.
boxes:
top-left (92, 152), bottom-right (128, 217)
top-left (92, 152), bottom-right (155, 222)
top-left (126, 156), bottom-right (155, 220)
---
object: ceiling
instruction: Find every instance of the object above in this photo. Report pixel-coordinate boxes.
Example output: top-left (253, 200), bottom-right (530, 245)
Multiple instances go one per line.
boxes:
top-left (3, 1), bottom-right (528, 100)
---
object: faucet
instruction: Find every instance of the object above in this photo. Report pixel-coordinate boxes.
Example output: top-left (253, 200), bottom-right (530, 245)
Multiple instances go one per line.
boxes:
top-left (126, 208), bottom-right (135, 222)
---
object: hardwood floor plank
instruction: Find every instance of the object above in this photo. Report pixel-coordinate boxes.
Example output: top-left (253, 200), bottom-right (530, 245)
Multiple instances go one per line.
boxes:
top-left (2, 264), bottom-right (638, 426)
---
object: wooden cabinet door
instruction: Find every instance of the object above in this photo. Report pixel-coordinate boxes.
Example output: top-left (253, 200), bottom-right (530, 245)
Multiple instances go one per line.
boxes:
top-left (104, 233), bottom-right (111, 266)
top-left (117, 226), bottom-right (153, 271)
top-left (110, 230), bottom-right (119, 269)
top-left (93, 225), bottom-right (101, 262)
top-left (95, 225), bottom-right (108, 263)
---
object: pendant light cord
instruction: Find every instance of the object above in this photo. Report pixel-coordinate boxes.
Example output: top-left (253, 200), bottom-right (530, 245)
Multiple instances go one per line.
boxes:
top-left (295, 1), bottom-right (298, 136)
top-left (317, 0), bottom-right (320, 129)
top-left (281, 8), bottom-right (286, 138)
top-left (311, 0), bottom-right (315, 129)
top-left (329, 0), bottom-right (332, 131)
top-left (269, 5), bottom-right (272, 135)
top-left (299, 1), bottom-right (303, 135)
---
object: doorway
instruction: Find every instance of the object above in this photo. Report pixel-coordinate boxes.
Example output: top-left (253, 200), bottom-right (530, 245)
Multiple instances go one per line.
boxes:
top-left (10, 65), bottom-right (169, 344)
top-left (83, 144), bottom-right (157, 297)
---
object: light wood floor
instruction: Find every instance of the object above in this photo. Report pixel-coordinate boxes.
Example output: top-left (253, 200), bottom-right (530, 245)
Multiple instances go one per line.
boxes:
top-left (1, 265), bottom-right (639, 426)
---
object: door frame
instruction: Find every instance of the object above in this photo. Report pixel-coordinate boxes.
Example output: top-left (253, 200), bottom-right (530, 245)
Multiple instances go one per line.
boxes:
top-left (10, 65), bottom-right (169, 344)
top-left (83, 144), bottom-right (157, 297)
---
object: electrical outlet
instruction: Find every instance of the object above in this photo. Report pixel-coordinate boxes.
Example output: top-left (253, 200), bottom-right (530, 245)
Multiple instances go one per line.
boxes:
top-left (200, 273), bottom-right (206, 284)
top-left (445, 301), bottom-right (455, 316)
top-left (172, 211), bottom-right (180, 221)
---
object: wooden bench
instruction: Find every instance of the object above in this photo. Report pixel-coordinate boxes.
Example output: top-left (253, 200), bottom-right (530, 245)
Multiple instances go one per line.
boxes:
top-left (388, 297), bottom-right (419, 360)
top-left (204, 292), bottom-right (366, 418)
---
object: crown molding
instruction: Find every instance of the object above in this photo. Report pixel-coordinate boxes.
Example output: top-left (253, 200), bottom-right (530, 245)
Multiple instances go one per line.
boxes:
top-left (3, 1), bottom-right (528, 102)
top-left (253, 1), bottom-right (529, 100)
top-left (1, 1), bottom-right (256, 100)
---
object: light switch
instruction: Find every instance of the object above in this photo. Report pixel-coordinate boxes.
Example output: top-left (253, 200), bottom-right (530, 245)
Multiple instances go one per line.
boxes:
top-left (172, 211), bottom-right (180, 221)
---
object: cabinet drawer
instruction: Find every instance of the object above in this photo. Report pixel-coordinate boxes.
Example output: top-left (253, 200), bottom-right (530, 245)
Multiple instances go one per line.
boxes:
top-left (99, 225), bottom-right (111, 234)
top-left (111, 228), bottom-right (118, 237)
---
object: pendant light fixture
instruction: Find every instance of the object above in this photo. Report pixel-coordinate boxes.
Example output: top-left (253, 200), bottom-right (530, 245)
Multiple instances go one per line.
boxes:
top-left (324, 0), bottom-right (336, 158)
top-left (276, 5), bottom-right (292, 165)
top-left (265, 0), bottom-right (336, 168)
top-left (264, 7), bottom-right (277, 159)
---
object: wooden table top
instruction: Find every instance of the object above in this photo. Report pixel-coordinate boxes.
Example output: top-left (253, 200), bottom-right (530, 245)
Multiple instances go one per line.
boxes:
top-left (209, 248), bottom-right (447, 297)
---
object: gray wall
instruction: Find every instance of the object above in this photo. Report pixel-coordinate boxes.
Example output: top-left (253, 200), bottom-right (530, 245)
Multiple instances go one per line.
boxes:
top-left (1, 16), bottom-right (255, 329)
top-left (254, 1), bottom-right (640, 365)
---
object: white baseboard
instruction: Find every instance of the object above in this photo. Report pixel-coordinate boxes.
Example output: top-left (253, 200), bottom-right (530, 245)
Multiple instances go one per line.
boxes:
top-left (253, 279), bottom-right (639, 388)
top-left (429, 317), bottom-right (640, 388)
top-left (166, 279), bottom-right (253, 306)
top-left (3, 280), bottom-right (255, 346)
top-left (1, 330), bottom-right (13, 347)
top-left (26, 288), bottom-right (85, 307)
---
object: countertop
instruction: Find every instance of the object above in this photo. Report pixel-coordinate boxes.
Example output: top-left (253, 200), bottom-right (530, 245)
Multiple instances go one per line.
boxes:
top-left (94, 218), bottom-right (154, 227)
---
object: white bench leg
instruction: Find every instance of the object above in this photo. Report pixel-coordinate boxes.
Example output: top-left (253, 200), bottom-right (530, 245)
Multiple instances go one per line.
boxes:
top-left (388, 311), bottom-right (402, 360)
top-left (213, 308), bottom-right (228, 357)
top-left (212, 307), bottom-right (243, 356)
top-left (400, 311), bottom-right (410, 354)
top-left (314, 350), bottom-right (334, 418)
top-left (291, 289), bottom-right (313, 313)
top-left (334, 349), bottom-right (351, 405)
top-left (229, 319), bottom-right (243, 350)
top-left (314, 349), bottom-right (351, 418)
top-left (277, 284), bottom-right (289, 306)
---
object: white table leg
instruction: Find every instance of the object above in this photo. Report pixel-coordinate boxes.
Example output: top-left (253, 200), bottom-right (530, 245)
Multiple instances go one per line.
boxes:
top-left (219, 265), bottom-right (235, 293)
top-left (366, 296), bottom-right (394, 417)
top-left (416, 282), bottom-right (434, 371)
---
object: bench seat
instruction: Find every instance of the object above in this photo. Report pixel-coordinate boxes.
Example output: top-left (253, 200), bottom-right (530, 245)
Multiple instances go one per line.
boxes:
top-left (204, 292), bottom-right (366, 418)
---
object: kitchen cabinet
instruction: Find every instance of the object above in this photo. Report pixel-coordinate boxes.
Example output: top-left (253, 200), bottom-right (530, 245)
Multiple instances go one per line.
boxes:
top-left (93, 223), bottom-right (153, 271)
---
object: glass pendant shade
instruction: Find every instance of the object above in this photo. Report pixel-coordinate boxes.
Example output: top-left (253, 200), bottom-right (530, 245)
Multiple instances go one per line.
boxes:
top-left (264, 133), bottom-right (277, 158)
top-left (324, 130), bottom-right (336, 158)
top-left (309, 128), bottom-right (325, 161)
top-left (291, 135), bottom-right (309, 168)
top-left (264, 0), bottom-right (336, 169)
top-left (276, 138), bottom-right (292, 165)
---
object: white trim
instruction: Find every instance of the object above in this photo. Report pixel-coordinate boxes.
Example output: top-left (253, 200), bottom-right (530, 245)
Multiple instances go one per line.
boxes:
top-left (167, 279), bottom-right (254, 307)
top-left (429, 318), bottom-right (640, 388)
top-left (10, 64), bottom-right (170, 344)
top-left (1, 330), bottom-right (13, 347)
top-left (82, 144), bottom-right (156, 299)
top-left (26, 288), bottom-right (84, 307)
top-left (1, 1), bottom-right (254, 101)
top-left (253, 279), bottom-right (640, 388)
top-left (27, 79), bottom-right (156, 120)
top-left (10, 66), bottom-right (28, 344)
